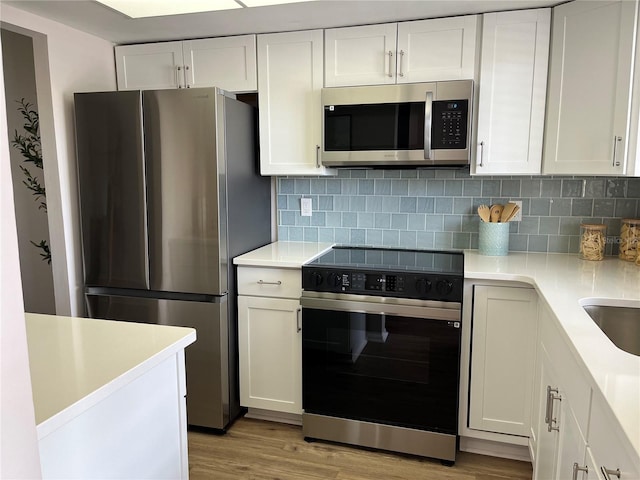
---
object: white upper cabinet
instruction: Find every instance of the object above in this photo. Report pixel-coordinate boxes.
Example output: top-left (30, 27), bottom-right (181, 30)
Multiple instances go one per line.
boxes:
top-left (474, 9), bottom-right (550, 175)
top-left (257, 30), bottom-right (335, 176)
top-left (116, 41), bottom-right (185, 90)
top-left (115, 35), bottom-right (257, 92)
top-left (324, 23), bottom-right (398, 87)
top-left (543, 0), bottom-right (638, 175)
top-left (324, 16), bottom-right (478, 87)
top-left (396, 16), bottom-right (478, 83)
top-left (182, 36), bottom-right (257, 91)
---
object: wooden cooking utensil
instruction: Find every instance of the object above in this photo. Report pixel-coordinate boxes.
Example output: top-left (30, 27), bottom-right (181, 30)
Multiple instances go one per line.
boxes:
top-left (500, 202), bottom-right (517, 222)
top-left (504, 204), bottom-right (520, 222)
top-left (477, 205), bottom-right (491, 223)
top-left (489, 204), bottom-right (504, 222)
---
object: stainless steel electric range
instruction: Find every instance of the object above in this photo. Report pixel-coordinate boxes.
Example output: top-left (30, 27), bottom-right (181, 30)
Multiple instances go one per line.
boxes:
top-left (301, 246), bottom-right (464, 464)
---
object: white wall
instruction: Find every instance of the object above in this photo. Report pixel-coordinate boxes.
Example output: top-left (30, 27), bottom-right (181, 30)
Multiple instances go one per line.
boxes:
top-left (0, 35), bottom-right (42, 479)
top-left (1, 4), bottom-right (117, 316)
top-left (2, 29), bottom-right (56, 315)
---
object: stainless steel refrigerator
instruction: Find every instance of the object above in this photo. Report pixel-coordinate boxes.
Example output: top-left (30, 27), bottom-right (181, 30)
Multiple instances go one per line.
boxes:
top-left (74, 88), bottom-right (271, 431)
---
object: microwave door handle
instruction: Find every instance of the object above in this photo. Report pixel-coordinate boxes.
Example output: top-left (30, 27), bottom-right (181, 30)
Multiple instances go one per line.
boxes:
top-left (424, 92), bottom-right (433, 160)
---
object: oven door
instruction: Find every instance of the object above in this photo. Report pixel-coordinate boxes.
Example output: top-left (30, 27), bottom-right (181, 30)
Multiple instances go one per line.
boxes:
top-left (301, 293), bottom-right (461, 435)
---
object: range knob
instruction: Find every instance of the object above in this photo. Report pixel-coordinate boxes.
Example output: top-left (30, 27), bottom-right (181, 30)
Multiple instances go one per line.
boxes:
top-left (415, 278), bottom-right (432, 295)
top-left (310, 272), bottom-right (323, 287)
top-left (436, 279), bottom-right (454, 297)
top-left (328, 273), bottom-right (343, 288)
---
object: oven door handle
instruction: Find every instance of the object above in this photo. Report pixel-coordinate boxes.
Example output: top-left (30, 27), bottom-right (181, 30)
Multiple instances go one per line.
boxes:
top-left (301, 297), bottom-right (460, 322)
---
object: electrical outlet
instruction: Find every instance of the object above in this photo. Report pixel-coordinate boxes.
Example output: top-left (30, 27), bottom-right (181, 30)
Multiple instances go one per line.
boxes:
top-left (512, 200), bottom-right (523, 222)
top-left (300, 197), bottom-right (312, 217)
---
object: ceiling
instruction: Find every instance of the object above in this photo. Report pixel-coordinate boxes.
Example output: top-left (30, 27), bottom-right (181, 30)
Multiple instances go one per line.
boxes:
top-left (3, 0), bottom-right (562, 45)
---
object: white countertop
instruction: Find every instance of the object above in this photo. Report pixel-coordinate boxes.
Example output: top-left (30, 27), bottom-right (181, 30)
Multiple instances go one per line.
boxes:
top-left (464, 251), bottom-right (640, 455)
top-left (26, 313), bottom-right (196, 439)
top-left (233, 241), bottom-right (334, 268)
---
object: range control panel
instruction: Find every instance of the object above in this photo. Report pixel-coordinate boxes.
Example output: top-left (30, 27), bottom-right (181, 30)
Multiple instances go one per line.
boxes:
top-left (302, 268), bottom-right (463, 302)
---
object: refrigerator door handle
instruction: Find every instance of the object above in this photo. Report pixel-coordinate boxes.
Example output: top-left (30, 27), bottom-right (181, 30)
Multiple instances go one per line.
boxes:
top-left (215, 90), bottom-right (229, 297)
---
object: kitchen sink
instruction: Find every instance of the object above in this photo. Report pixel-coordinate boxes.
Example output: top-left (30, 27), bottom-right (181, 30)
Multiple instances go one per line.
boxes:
top-left (582, 304), bottom-right (640, 356)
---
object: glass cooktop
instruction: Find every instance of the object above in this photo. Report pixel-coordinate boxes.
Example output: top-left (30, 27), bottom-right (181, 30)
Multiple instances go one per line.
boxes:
top-left (306, 246), bottom-right (464, 275)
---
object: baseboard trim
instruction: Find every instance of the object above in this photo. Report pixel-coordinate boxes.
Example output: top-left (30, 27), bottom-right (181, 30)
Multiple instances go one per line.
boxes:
top-left (459, 436), bottom-right (532, 463)
top-left (244, 408), bottom-right (302, 426)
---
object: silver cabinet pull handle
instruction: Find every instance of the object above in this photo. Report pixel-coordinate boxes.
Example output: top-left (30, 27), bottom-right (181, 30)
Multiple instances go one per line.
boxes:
top-left (573, 463), bottom-right (588, 480)
top-left (176, 66), bottom-right (182, 88)
top-left (601, 467), bottom-right (621, 479)
top-left (398, 50), bottom-right (405, 77)
top-left (296, 307), bottom-right (302, 333)
top-left (546, 386), bottom-right (561, 432)
top-left (184, 65), bottom-right (190, 88)
top-left (612, 136), bottom-right (622, 167)
top-left (387, 50), bottom-right (394, 78)
top-left (479, 141), bottom-right (485, 167)
top-left (316, 144), bottom-right (320, 168)
top-left (544, 385), bottom-right (552, 425)
top-left (257, 280), bottom-right (282, 286)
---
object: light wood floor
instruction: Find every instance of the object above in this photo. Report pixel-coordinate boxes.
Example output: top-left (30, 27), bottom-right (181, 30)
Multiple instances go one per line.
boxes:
top-left (188, 417), bottom-right (533, 480)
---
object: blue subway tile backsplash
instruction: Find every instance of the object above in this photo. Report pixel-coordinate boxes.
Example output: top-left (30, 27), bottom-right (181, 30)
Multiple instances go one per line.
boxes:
top-left (276, 169), bottom-right (640, 255)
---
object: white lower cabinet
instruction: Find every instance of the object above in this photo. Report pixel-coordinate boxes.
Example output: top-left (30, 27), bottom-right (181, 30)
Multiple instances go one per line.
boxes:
top-left (533, 301), bottom-right (616, 480)
top-left (469, 285), bottom-right (538, 437)
top-left (39, 353), bottom-right (189, 479)
top-left (534, 343), bottom-right (562, 479)
top-left (534, 341), bottom-right (592, 480)
top-left (237, 267), bottom-right (303, 415)
top-left (533, 300), bottom-right (640, 480)
top-left (587, 392), bottom-right (640, 480)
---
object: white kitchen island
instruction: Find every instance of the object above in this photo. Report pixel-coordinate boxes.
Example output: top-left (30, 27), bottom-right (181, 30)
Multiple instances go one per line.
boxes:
top-left (26, 313), bottom-right (196, 479)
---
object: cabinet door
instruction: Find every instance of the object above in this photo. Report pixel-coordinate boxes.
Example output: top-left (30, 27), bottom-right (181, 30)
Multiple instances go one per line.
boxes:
top-left (183, 35), bottom-right (257, 92)
top-left (38, 354), bottom-right (188, 479)
top-left (584, 447), bottom-right (606, 480)
top-left (238, 295), bottom-right (302, 414)
top-left (115, 42), bottom-right (185, 90)
top-left (534, 345), bottom-right (561, 480)
top-left (474, 9), bottom-right (550, 175)
top-left (324, 23), bottom-right (398, 87)
top-left (469, 286), bottom-right (538, 436)
top-left (543, 0), bottom-right (637, 175)
top-left (257, 30), bottom-right (334, 176)
top-left (588, 393), bottom-right (640, 480)
top-left (536, 378), bottom-right (591, 480)
top-left (396, 16), bottom-right (478, 83)
top-left (556, 400), bottom-right (589, 480)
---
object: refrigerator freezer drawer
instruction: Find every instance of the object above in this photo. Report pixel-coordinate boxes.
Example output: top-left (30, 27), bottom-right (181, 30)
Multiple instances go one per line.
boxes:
top-left (86, 292), bottom-right (230, 430)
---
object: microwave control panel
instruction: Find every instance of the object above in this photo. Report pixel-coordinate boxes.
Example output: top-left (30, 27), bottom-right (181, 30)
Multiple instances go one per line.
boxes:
top-left (431, 99), bottom-right (468, 149)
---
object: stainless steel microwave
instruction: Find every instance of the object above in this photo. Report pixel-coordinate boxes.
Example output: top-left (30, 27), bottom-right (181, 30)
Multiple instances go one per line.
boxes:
top-left (321, 80), bottom-right (473, 167)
